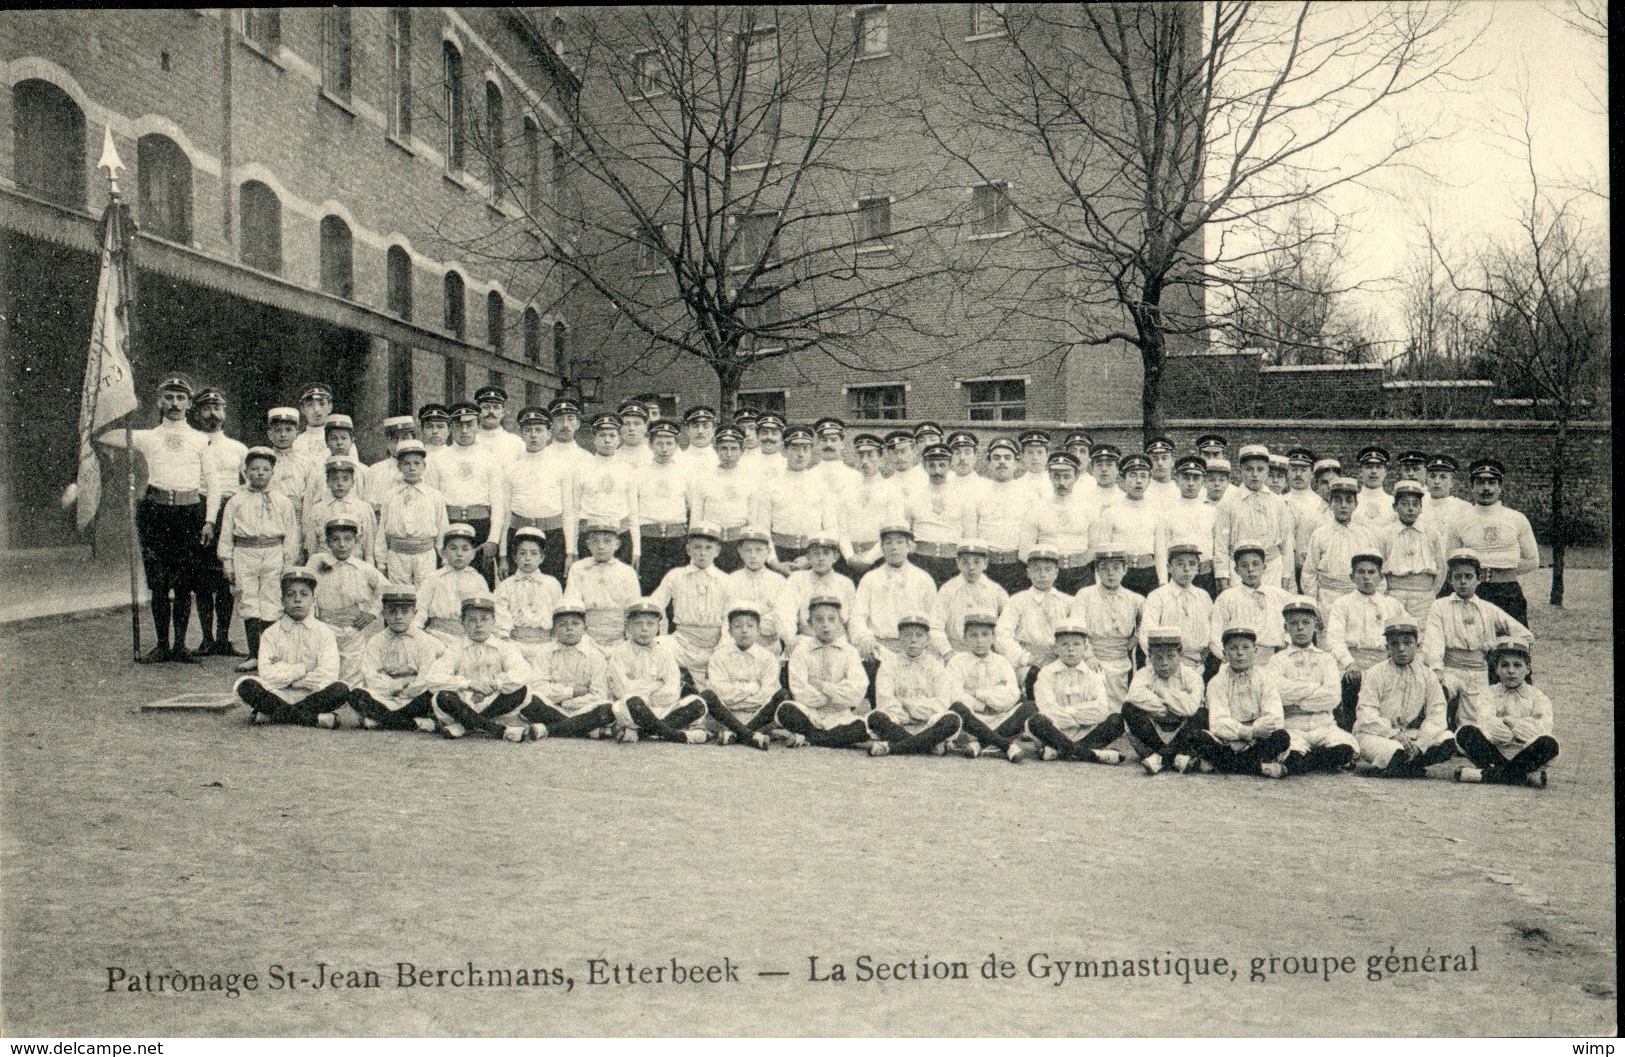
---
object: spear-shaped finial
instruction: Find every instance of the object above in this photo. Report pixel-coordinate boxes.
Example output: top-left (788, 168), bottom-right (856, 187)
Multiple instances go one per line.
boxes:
top-left (98, 125), bottom-right (125, 196)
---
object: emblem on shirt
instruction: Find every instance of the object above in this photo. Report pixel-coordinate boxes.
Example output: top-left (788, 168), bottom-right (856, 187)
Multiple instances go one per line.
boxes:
top-left (1483, 526), bottom-right (1501, 543)
top-left (457, 462), bottom-right (474, 480)
top-left (164, 434), bottom-right (185, 452)
top-left (1461, 610), bottom-right (1477, 627)
top-left (595, 476), bottom-right (615, 494)
top-left (931, 495), bottom-right (945, 514)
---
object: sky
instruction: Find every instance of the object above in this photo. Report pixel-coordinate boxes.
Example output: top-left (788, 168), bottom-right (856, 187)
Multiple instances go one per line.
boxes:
top-left (1304, 0), bottom-right (1610, 347)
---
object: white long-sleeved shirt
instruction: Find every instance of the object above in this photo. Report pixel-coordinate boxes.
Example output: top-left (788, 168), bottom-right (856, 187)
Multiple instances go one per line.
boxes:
top-left (1301, 520), bottom-right (1379, 605)
top-left (116, 419), bottom-right (211, 496)
top-left (1460, 681), bottom-right (1553, 748)
top-left (995, 586), bottom-right (1073, 671)
top-left (200, 431), bottom-right (247, 520)
top-left (1445, 503), bottom-right (1539, 576)
top-left (756, 468), bottom-right (836, 541)
top-left (1021, 488), bottom-right (1094, 559)
top-left (255, 613), bottom-right (342, 699)
top-left (851, 561), bottom-right (950, 658)
top-left (941, 650), bottom-right (1020, 718)
top-left (474, 425), bottom-right (525, 464)
top-left (1324, 590), bottom-right (1406, 671)
top-left (493, 448), bottom-right (574, 546)
top-left (705, 639), bottom-right (782, 711)
top-left (1206, 664), bottom-right (1285, 743)
top-left (1138, 581), bottom-right (1213, 667)
top-left (1285, 488), bottom-right (1328, 562)
top-left (688, 463), bottom-right (755, 530)
top-left (575, 452), bottom-right (638, 528)
top-left (722, 566), bottom-right (795, 651)
top-left (308, 553), bottom-right (385, 627)
top-left (1422, 595), bottom-right (1532, 674)
top-left (304, 492), bottom-right (377, 564)
top-left (564, 557), bottom-right (642, 647)
top-left (217, 488), bottom-right (300, 566)
top-left (412, 566), bottom-right (491, 632)
top-left (493, 570), bottom-right (565, 638)
top-left (375, 482), bottom-right (449, 560)
top-left (783, 569), bottom-right (857, 638)
top-left (970, 479), bottom-right (1029, 551)
top-left (1353, 486), bottom-right (1398, 531)
top-left (356, 626), bottom-right (445, 705)
top-left (527, 637), bottom-right (610, 712)
top-left (875, 650), bottom-right (950, 725)
top-left (1209, 583), bottom-right (1292, 659)
top-left (786, 636), bottom-right (868, 714)
top-left (936, 575), bottom-right (1010, 653)
top-left (1354, 660), bottom-right (1447, 742)
top-left (604, 638), bottom-right (683, 709)
top-left (1163, 495), bottom-right (1217, 564)
top-left (1272, 644), bottom-right (1341, 719)
top-left (632, 458), bottom-right (691, 525)
top-left (1092, 495), bottom-right (1168, 582)
top-left (904, 479), bottom-right (975, 545)
top-left (651, 563), bottom-right (731, 670)
top-left (1068, 585), bottom-right (1142, 670)
top-left (1213, 487), bottom-right (1295, 579)
top-left (1121, 663), bottom-right (1204, 720)
top-left (424, 635), bottom-right (531, 695)
top-left (1381, 520), bottom-right (1446, 584)
top-left (840, 473), bottom-right (908, 558)
top-left (1033, 659), bottom-right (1111, 729)
top-left (425, 442), bottom-right (501, 517)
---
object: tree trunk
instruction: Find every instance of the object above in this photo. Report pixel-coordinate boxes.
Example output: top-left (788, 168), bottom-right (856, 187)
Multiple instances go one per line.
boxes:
top-left (714, 362), bottom-right (744, 419)
top-left (1548, 417), bottom-right (1567, 606)
top-left (1139, 329), bottom-right (1165, 448)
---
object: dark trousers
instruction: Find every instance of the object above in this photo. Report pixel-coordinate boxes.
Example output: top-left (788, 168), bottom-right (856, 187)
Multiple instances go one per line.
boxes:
top-left (458, 515), bottom-right (496, 587)
top-left (914, 553), bottom-right (958, 588)
top-left (700, 688), bottom-right (790, 739)
top-left (1192, 728), bottom-right (1291, 774)
top-left (950, 700), bottom-right (1037, 752)
top-left (622, 695), bottom-right (706, 741)
top-left (434, 687), bottom-right (528, 736)
top-left (507, 524), bottom-right (568, 584)
top-left (1121, 566), bottom-right (1158, 597)
top-left (1455, 726), bottom-right (1558, 782)
top-left (519, 699), bottom-right (618, 737)
top-left (867, 711), bottom-right (963, 754)
top-left (194, 510), bottom-right (234, 648)
top-left (1121, 704), bottom-right (1210, 762)
top-left (1026, 712), bottom-right (1126, 760)
top-left (1285, 742), bottom-right (1357, 775)
top-left (775, 701), bottom-right (870, 747)
top-left (350, 689), bottom-right (434, 730)
top-left (1476, 580), bottom-right (1529, 629)
top-left (1337, 671), bottom-right (1362, 732)
top-left (1193, 570), bottom-right (1219, 600)
top-left (639, 535), bottom-right (689, 595)
top-left (713, 544), bottom-right (744, 574)
top-left (770, 544), bottom-right (809, 576)
top-left (1056, 565), bottom-right (1094, 595)
top-left (238, 680), bottom-right (351, 725)
top-left (137, 499), bottom-right (203, 650)
top-left (987, 561), bottom-right (1028, 595)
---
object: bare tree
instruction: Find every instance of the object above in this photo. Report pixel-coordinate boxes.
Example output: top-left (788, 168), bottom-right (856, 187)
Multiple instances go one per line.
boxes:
top-left (458, 6), bottom-right (980, 413)
top-left (927, 2), bottom-right (1477, 442)
top-left (1436, 120), bottom-right (1609, 606)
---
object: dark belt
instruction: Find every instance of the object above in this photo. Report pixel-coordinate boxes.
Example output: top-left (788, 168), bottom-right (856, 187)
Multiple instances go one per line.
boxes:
top-left (145, 487), bottom-right (200, 506)
top-left (232, 534), bottom-right (284, 548)
top-left (1057, 553), bottom-right (1091, 570)
top-left (718, 525), bottom-right (751, 542)
top-left (386, 534), bottom-right (435, 555)
top-left (987, 548), bottom-right (1019, 565)
top-left (772, 532), bottom-right (810, 550)
top-left (446, 504), bottom-right (492, 522)
top-left (914, 541), bottom-right (957, 558)
top-left (1481, 568), bottom-right (1521, 584)
top-left (640, 520), bottom-right (688, 539)
top-left (1127, 553), bottom-right (1156, 569)
top-left (510, 513), bottom-right (562, 531)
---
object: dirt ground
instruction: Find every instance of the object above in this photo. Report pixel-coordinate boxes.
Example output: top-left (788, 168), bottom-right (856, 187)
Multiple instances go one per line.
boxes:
top-left (0, 568), bottom-right (1614, 1037)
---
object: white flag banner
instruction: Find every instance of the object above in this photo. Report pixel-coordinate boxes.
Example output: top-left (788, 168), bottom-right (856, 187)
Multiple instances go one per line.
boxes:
top-left (75, 205), bottom-right (140, 531)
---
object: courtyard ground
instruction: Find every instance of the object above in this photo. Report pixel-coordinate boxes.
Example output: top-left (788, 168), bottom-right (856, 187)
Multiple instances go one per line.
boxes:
top-left (0, 567), bottom-right (1614, 1037)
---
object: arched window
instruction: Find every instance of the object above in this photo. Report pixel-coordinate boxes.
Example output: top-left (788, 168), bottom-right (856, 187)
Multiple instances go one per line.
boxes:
top-left (551, 319), bottom-right (569, 378)
top-left (239, 180), bottom-right (282, 274)
top-left (136, 134), bottom-right (192, 243)
top-left (443, 271), bottom-right (467, 399)
top-left (523, 308), bottom-right (542, 365)
top-left (486, 291), bottom-right (505, 353)
top-left (522, 118), bottom-right (541, 212)
top-left (386, 245), bottom-right (413, 319)
top-left (12, 80), bottom-right (86, 209)
top-left (442, 41), bottom-right (466, 172)
top-left (485, 80), bottom-right (506, 203)
top-left (318, 215), bottom-right (354, 298)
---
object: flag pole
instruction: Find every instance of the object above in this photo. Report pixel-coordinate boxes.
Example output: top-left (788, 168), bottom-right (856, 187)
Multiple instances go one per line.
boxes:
top-left (106, 157), bottom-right (143, 662)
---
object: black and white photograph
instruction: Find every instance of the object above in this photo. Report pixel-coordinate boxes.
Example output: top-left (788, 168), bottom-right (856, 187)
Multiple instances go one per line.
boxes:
top-left (0, 2), bottom-right (1612, 1041)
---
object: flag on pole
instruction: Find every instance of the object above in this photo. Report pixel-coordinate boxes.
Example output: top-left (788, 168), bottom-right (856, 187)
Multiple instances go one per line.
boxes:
top-left (75, 131), bottom-right (140, 531)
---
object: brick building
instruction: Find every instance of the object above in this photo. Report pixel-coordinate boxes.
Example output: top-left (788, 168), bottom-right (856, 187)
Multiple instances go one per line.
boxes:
top-left (555, 3), bottom-right (1204, 425)
top-left (1, 8), bottom-right (576, 554)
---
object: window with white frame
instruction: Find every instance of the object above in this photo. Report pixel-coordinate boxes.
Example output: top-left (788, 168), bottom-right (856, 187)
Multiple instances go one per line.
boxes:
top-left (741, 27), bottom-right (778, 79)
top-left (634, 48), bottom-right (663, 96)
top-left (731, 212), bottom-right (778, 269)
top-left (848, 384), bottom-right (906, 420)
top-left (855, 196), bottom-right (891, 247)
top-left (965, 378), bottom-right (1026, 420)
top-left (970, 180), bottom-right (1012, 236)
top-left (971, 3), bottom-right (1008, 37)
top-left (737, 283), bottom-right (784, 348)
top-left (239, 9), bottom-right (281, 51)
top-left (635, 223), bottom-right (668, 273)
top-left (855, 7), bottom-right (889, 56)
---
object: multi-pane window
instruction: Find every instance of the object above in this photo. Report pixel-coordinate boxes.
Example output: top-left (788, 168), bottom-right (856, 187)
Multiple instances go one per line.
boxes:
top-left (971, 3), bottom-right (1008, 36)
top-left (741, 27), bottom-right (778, 79)
top-left (970, 181), bottom-right (1012, 236)
top-left (737, 284), bottom-right (784, 345)
top-left (847, 384), bottom-right (906, 420)
top-left (551, 320), bottom-right (569, 377)
top-left (386, 245), bottom-right (413, 319)
top-left (731, 212), bottom-right (777, 269)
top-left (318, 215), bottom-right (354, 298)
top-left (486, 291), bottom-right (505, 354)
top-left (137, 134), bottom-right (192, 244)
top-left (12, 80), bottom-right (86, 210)
top-left (635, 223), bottom-right (668, 273)
top-left (855, 196), bottom-right (891, 246)
top-left (523, 308), bottom-right (542, 365)
top-left (855, 7), bottom-right (889, 56)
top-left (443, 42), bottom-right (466, 172)
top-left (321, 8), bottom-right (352, 101)
top-left (523, 118), bottom-right (542, 212)
top-left (239, 180), bottom-right (282, 274)
top-left (634, 48), bottom-right (663, 96)
top-left (444, 272), bottom-right (467, 337)
top-left (485, 81), bottom-right (506, 203)
top-left (240, 9), bottom-right (281, 51)
top-left (966, 378), bottom-right (1026, 421)
top-left (388, 9), bottom-right (413, 138)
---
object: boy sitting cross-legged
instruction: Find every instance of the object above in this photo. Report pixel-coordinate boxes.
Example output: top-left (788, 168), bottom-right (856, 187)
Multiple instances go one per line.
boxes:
top-left (517, 601), bottom-right (618, 741)
top-left (425, 596), bottom-right (533, 741)
top-left (234, 569), bottom-right (352, 728)
top-left (606, 599), bottom-right (710, 744)
top-left (1274, 599), bottom-right (1359, 774)
top-left (1354, 614), bottom-right (1457, 778)
top-left (1121, 626), bottom-right (1208, 775)
top-left (1196, 626), bottom-right (1292, 778)
top-left (1453, 639), bottom-right (1558, 788)
top-left (1024, 622), bottom-right (1128, 765)
top-left (945, 612), bottom-right (1031, 760)
top-left (348, 587), bottom-right (445, 732)
top-left (697, 604), bottom-right (791, 750)
top-left (866, 613), bottom-right (965, 758)
top-left (777, 596), bottom-right (872, 749)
